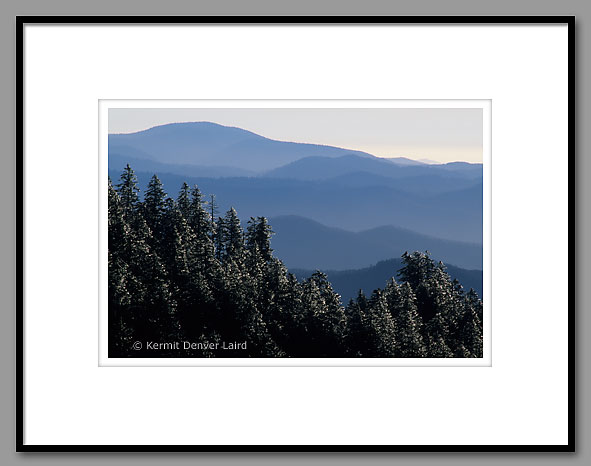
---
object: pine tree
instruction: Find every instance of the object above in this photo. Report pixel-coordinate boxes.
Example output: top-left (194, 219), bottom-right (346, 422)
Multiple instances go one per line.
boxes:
top-left (222, 207), bottom-right (244, 264)
top-left (271, 272), bottom-right (306, 355)
top-left (108, 250), bottom-right (134, 356)
top-left (112, 168), bottom-right (181, 354)
top-left (300, 272), bottom-right (347, 357)
top-left (466, 288), bottom-right (483, 323)
top-left (398, 251), bottom-right (437, 291)
top-left (424, 310), bottom-right (454, 357)
top-left (365, 289), bottom-right (397, 357)
top-left (143, 174), bottom-right (168, 244)
top-left (246, 216), bottom-right (274, 262)
top-left (215, 257), bottom-right (283, 357)
top-left (115, 164), bottom-right (140, 219)
top-left (457, 299), bottom-right (483, 357)
top-left (177, 182), bottom-right (191, 220)
top-left (207, 193), bottom-right (219, 237)
top-left (213, 216), bottom-right (225, 262)
top-left (108, 177), bottom-right (127, 256)
top-left (107, 180), bottom-right (135, 356)
top-left (344, 290), bottom-right (371, 356)
top-left (384, 280), bottom-right (426, 358)
top-left (161, 199), bottom-right (215, 344)
top-left (188, 184), bottom-right (212, 240)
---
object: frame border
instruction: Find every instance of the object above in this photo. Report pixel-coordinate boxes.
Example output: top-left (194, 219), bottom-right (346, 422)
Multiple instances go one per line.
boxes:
top-left (16, 15), bottom-right (575, 453)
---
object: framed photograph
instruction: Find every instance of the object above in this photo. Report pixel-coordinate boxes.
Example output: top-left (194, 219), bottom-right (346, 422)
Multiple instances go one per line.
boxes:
top-left (18, 16), bottom-right (574, 451)
top-left (100, 99), bottom-right (490, 367)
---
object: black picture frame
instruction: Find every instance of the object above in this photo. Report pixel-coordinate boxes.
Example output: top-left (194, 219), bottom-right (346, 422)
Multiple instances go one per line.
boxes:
top-left (16, 15), bottom-right (575, 453)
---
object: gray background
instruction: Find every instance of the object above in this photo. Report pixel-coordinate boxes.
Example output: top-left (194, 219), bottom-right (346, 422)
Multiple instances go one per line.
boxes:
top-left (1, 1), bottom-right (585, 465)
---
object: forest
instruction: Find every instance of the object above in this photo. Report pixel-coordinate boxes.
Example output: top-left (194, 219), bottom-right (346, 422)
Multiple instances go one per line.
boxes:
top-left (108, 165), bottom-right (483, 358)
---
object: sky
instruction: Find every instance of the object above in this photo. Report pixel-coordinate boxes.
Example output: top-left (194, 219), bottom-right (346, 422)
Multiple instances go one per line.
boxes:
top-left (108, 108), bottom-right (483, 164)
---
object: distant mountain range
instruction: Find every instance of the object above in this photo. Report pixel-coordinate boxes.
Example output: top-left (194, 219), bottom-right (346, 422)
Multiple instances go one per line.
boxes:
top-left (108, 120), bottom-right (483, 252)
top-left (268, 215), bottom-right (482, 270)
top-left (263, 154), bottom-right (481, 181)
top-left (109, 122), bottom-right (482, 181)
top-left (110, 169), bottom-right (483, 244)
top-left (109, 152), bottom-right (257, 178)
top-left (109, 122), bottom-right (375, 172)
top-left (292, 258), bottom-right (483, 304)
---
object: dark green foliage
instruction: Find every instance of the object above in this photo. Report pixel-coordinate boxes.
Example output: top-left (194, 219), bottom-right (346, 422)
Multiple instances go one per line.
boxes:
top-left (298, 271), bottom-right (347, 357)
top-left (364, 289), bottom-right (398, 357)
top-left (246, 217), bottom-right (274, 262)
top-left (385, 281), bottom-right (427, 358)
top-left (222, 208), bottom-right (244, 264)
top-left (115, 164), bottom-right (140, 218)
top-left (177, 182), bottom-right (191, 219)
top-left (108, 168), bottom-right (483, 358)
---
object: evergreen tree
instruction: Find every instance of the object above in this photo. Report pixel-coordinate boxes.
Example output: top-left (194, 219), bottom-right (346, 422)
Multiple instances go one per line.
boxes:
top-left (108, 250), bottom-right (134, 356)
top-left (466, 288), bottom-right (483, 323)
top-left (344, 290), bottom-right (370, 356)
top-left (271, 272), bottom-right (306, 355)
top-left (300, 272), bottom-right (347, 357)
top-left (163, 199), bottom-right (215, 344)
top-left (398, 251), bottom-right (437, 291)
top-left (222, 208), bottom-right (244, 264)
top-left (384, 280), bottom-right (426, 358)
top-left (214, 216), bottom-right (226, 262)
top-left (207, 193), bottom-right (219, 236)
top-left (107, 180), bottom-right (135, 356)
top-left (177, 182), bottom-right (191, 220)
top-left (364, 289), bottom-right (397, 357)
top-left (143, 174), bottom-right (168, 244)
top-left (188, 184), bottom-right (212, 240)
top-left (457, 299), bottom-right (483, 357)
top-left (108, 177), bottom-right (127, 257)
top-left (115, 164), bottom-right (140, 219)
top-left (344, 300), bottom-right (363, 356)
top-left (246, 216), bottom-right (274, 262)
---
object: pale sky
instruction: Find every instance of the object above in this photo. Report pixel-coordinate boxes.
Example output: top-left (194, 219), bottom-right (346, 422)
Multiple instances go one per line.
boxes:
top-left (109, 108), bottom-right (483, 163)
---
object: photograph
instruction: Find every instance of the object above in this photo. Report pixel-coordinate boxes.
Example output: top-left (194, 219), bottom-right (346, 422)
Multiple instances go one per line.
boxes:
top-left (106, 103), bottom-right (486, 359)
top-left (19, 15), bottom-right (573, 450)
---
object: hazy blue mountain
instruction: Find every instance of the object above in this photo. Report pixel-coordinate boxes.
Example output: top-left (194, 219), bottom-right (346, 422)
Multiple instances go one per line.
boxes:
top-left (263, 154), bottom-right (482, 181)
top-left (418, 158), bottom-right (441, 164)
top-left (108, 123), bottom-right (483, 245)
top-left (382, 156), bottom-right (428, 166)
top-left (292, 258), bottom-right (483, 304)
top-left (109, 169), bottom-right (483, 243)
top-left (324, 171), bottom-right (480, 196)
top-left (109, 122), bottom-right (378, 172)
top-left (268, 215), bottom-right (482, 270)
top-left (109, 152), bottom-right (257, 178)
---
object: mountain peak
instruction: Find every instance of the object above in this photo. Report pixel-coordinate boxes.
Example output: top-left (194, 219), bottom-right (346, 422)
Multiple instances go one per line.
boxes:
top-left (109, 122), bottom-right (375, 171)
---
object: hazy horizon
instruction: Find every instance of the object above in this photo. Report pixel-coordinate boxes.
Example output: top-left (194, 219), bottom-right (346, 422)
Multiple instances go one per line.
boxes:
top-left (108, 108), bottom-right (483, 164)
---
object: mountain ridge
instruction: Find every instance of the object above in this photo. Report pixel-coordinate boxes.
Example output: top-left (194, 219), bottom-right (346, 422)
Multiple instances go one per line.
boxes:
top-left (109, 121), bottom-right (378, 171)
top-left (109, 168), bottom-right (483, 243)
top-left (268, 215), bottom-right (482, 270)
top-left (292, 257), bottom-right (483, 304)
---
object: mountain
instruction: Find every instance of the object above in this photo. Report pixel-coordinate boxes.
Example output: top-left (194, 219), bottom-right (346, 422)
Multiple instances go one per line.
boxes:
top-left (109, 152), bottom-right (257, 178)
top-left (263, 154), bottom-right (482, 181)
top-left (292, 258), bottom-right (483, 304)
top-left (109, 122), bottom-right (378, 172)
top-left (268, 215), bottom-right (482, 270)
top-left (108, 122), bottom-right (483, 244)
top-left (323, 171), bottom-right (480, 196)
top-left (382, 156), bottom-right (427, 166)
top-left (109, 169), bottom-right (483, 243)
top-left (418, 158), bottom-right (441, 164)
